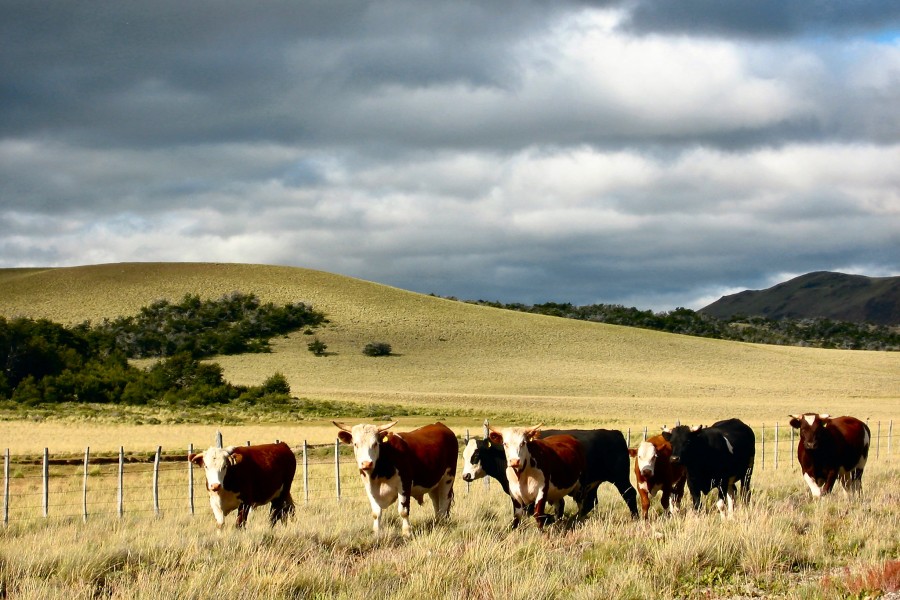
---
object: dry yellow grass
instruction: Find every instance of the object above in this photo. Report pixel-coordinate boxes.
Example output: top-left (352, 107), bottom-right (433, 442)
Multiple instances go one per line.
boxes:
top-left (0, 262), bottom-right (897, 452)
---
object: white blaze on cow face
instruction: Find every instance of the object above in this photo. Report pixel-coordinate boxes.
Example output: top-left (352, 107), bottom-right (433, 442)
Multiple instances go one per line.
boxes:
top-left (489, 425), bottom-right (541, 473)
top-left (197, 446), bottom-right (239, 492)
top-left (461, 439), bottom-right (486, 482)
top-left (635, 441), bottom-right (657, 477)
top-left (334, 421), bottom-right (396, 473)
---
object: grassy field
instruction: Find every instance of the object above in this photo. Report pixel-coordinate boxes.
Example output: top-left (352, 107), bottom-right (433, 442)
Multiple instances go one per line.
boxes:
top-left (1, 262), bottom-right (899, 598)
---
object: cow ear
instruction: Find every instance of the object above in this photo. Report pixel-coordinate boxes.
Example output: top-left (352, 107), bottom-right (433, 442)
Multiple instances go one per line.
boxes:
top-left (690, 424), bottom-right (703, 432)
top-left (488, 428), bottom-right (503, 446)
top-left (188, 453), bottom-right (204, 467)
top-left (661, 430), bottom-right (671, 441)
top-left (227, 453), bottom-right (243, 466)
top-left (788, 415), bottom-right (802, 429)
top-left (381, 431), bottom-right (393, 443)
top-left (819, 413), bottom-right (830, 421)
top-left (628, 448), bottom-right (637, 458)
top-left (336, 430), bottom-right (353, 445)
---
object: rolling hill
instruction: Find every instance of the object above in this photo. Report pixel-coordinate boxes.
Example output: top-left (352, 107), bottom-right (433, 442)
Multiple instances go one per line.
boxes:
top-left (701, 271), bottom-right (900, 326)
top-left (1, 263), bottom-right (898, 426)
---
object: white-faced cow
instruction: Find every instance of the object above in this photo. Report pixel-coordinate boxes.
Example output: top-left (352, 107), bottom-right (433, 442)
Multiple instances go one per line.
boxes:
top-left (788, 413), bottom-right (870, 498)
top-left (334, 421), bottom-right (458, 536)
top-left (487, 424), bottom-right (585, 530)
top-left (628, 432), bottom-right (687, 519)
top-left (462, 428), bottom-right (638, 519)
top-left (188, 442), bottom-right (296, 529)
top-left (668, 418), bottom-right (755, 518)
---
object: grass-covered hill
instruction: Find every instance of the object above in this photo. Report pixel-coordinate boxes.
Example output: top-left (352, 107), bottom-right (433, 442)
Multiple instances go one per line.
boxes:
top-left (1, 262), bottom-right (898, 426)
top-left (701, 271), bottom-right (900, 326)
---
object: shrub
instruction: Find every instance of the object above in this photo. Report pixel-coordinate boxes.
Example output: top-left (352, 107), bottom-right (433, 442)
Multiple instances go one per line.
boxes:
top-left (362, 342), bottom-right (392, 357)
top-left (307, 338), bottom-right (328, 356)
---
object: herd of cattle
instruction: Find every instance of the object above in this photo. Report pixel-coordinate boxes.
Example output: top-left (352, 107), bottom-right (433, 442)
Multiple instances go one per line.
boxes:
top-left (187, 413), bottom-right (871, 533)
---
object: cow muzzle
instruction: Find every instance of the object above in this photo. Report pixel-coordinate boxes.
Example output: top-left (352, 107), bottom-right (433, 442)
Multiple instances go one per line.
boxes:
top-left (462, 473), bottom-right (473, 482)
top-left (641, 467), bottom-right (654, 478)
top-left (359, 461), bottom-right (374, 472)
top-left (209, 483), bottom-right (222, 492)
top-left (670, 456), bottom-right (681, 464)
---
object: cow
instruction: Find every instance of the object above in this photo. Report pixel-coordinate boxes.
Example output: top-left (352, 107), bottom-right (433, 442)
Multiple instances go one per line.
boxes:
top-left (486, 424), bottom-right (586, 530)
top-left (628, 432), bottom-right (686, 519)
top-left (668, 418), bottom-right (755, 518)
top-left (462, 428), bottom-right (638, 519)
top-left (188, 442), bottom-right (296, 529)
top-left (334, 421), bottom-right (458, 536)
top-left (788, 413), bottom-right (870, 498)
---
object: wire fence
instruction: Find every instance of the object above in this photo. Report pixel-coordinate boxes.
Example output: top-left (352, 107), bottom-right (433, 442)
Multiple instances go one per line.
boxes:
top-left (2, 419), bottom-right (895, 526)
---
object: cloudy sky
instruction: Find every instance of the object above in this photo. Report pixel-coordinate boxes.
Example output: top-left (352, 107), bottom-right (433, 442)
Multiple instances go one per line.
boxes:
top-left (2, 1), bottom-right (899, 310)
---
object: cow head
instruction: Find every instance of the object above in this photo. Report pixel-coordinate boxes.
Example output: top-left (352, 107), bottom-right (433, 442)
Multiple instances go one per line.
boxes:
top-left (333, 421), bottom-right (397, 473)
top-left (487, 424), bottom-right (542, 474)
top-left (189, 446), bottom-right (243, 493)
top-left (632, 441), bottom-right (659, 478)
top-left (789, 413), bottom-right (831, 450)
top-left (668, 424), bottom-right (702, 465)
top-left (461, 438), bottom-right (488, 482)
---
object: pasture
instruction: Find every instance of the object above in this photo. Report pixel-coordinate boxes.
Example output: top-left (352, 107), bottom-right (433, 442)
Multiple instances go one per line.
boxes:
top-left (1, 262), bottom-right (899, 597)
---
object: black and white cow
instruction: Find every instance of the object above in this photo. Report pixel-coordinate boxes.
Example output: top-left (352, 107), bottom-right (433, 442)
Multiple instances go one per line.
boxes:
top-left (668, 418), bottom-right (755, 517)
top-left (462, 428), bottom-right (638, 518)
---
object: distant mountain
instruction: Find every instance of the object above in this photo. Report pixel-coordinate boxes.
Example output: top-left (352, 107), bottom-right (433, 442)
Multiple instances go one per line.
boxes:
top-left (700, 272), bottom-right (900, 326)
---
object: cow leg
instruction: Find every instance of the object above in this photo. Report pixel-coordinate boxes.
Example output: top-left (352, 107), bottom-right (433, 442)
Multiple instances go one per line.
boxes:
top-left (688, 480), bottom-right (703, 511)
top-left (270, 492), bottom-right (294, 526)
top-left (740, 466), bottom-right (753, 505)
top-left (235, 503), bottom-right (251, 528)
top-left (429, 469), bottom-right (455, 521)
top-left (510, 499), bottom-right (525, 529)
top-left (614, 481), bottom-right (639, 519)
top-left (658, 486), bottom-right (670, 518)
top-left (209, 495), bottom-right (227, 529)
top-left (576, 482), bottom-right (601, 519)
top-left (821, 470), bottom-right (839, 495)
top-left (802, 472), bottom-right (824, 498)
top-left (366, 493), bottom-right (384, 534)
top-left (398, 485), bottom-right (413, 537)
top-left (638, 482), bottom-right (652, 520)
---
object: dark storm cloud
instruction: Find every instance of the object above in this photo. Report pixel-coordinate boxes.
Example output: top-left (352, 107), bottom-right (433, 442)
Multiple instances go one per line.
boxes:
top-left (1, 0), bottom-right (898, 310)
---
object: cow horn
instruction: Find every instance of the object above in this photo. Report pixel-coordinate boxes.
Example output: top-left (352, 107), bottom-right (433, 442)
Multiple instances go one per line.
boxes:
top-left (690, 424), bottom-right (703, 432)
top-left (528, 423), bottom-right (544, 433)
top-left (819, 413), bottom-right (830, 420)
top-left (332, 421), bottom-right (352, 432)
top-left (376, 421), bottom-right (397, 433)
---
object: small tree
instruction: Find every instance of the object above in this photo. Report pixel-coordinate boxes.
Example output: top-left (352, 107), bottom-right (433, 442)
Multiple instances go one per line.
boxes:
top-left (362, 342), bottom-right (392, 357)
top-left (307, 338), bottom-right (328, 356)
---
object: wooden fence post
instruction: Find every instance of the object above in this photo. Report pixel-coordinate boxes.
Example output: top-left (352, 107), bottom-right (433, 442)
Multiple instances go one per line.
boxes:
top-left (889, 420), bottom-right (893, 456)
top-left (761, 424), bottom-right (765, 470)
top-left (335, 439), bottom-right (341, 501)
top-left (464, 429), bottom-right (470, 495)
top-left (627, 428), bottom-right (631, 448)
top-left (876, 421), bottom-right (881, 459)
top-left (188, 443), bottom-right (194, 516)
top-left (82, 447), bottom-right (89, 522)
top-left (215, 431), bottom-right (223, 449)
top-left (303, 440), bottom-right (309, 503)
top-left (42, 448), bottom-right (48, 519)
top-left (118, 446), bottom-right (124, 518)
top-left (153, 446), bottom-right (161, 517)
top-left (774, 422), bottom-right (779, 470)
top-left (790, 427), bottom-right (795, 470)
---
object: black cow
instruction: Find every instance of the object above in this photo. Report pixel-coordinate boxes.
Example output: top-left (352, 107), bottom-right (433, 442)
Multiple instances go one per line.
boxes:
top-left (668, 418), bottom-right (755, 517)
top-left (462, 428), bottom-right (638, 518)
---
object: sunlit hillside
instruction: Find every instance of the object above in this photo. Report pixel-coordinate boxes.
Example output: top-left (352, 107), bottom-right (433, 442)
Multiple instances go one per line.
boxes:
top-left (1, 263), bottom-right (897, 428)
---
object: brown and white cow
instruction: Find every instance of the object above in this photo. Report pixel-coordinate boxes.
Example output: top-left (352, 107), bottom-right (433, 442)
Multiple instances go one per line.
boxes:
top-left (188, 442), bottom-right (296, 529)
top-left (334, 421), bottom-right (458, 536)
top-left (628, 432), bottom-right (686, 519)
top-left (788, 413), bottom-right (870, 498)
top-left (487, 424), bottom-right (585, 530)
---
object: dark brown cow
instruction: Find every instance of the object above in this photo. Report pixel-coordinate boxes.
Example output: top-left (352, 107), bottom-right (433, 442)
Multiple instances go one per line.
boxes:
top-left (788, 413), bottom-right (870, 497)
top-left (628, 433), bottom-right (687, 519)
top-left (189, 442), bottom-right (296, 529)
top-left (487, 424), bottom-right (585, 530)
top-left (334, 421), bottom-right (458, 536)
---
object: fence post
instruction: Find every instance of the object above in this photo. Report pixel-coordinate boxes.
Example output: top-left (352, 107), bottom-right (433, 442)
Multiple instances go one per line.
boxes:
top-left (188, 443), bottom-right (194, 516)
top-left (42, 448), bottom-right (48, 519)
top-left (643, 427), bottom-right (648, 441)
top-left (82, 447), bottom-right (89, 522)
top-left (876, 421), bottom-right (881, 459)
top-left (3, 448), bottom-right (9, 527)
top-left (890, 420), bottom-right (893, 456)
top-left (761, 424), bottom-right (765, 470)
top-left (153, 446), bottom-right (161, 517)
top-left (335, 439), bottom-right (341, 501)
top-left (118, 446), bottom-right (124, 518)
top-left (627, 428), bottom-right (631, 448)
top-left (790, 427), bottom-right (795, 470)
top-left (303, 440), bottom-right (309, 503)
top-left (774, 422), bottom-right (779, 470)
top-left (215, 431), bottom-right (223, 449)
